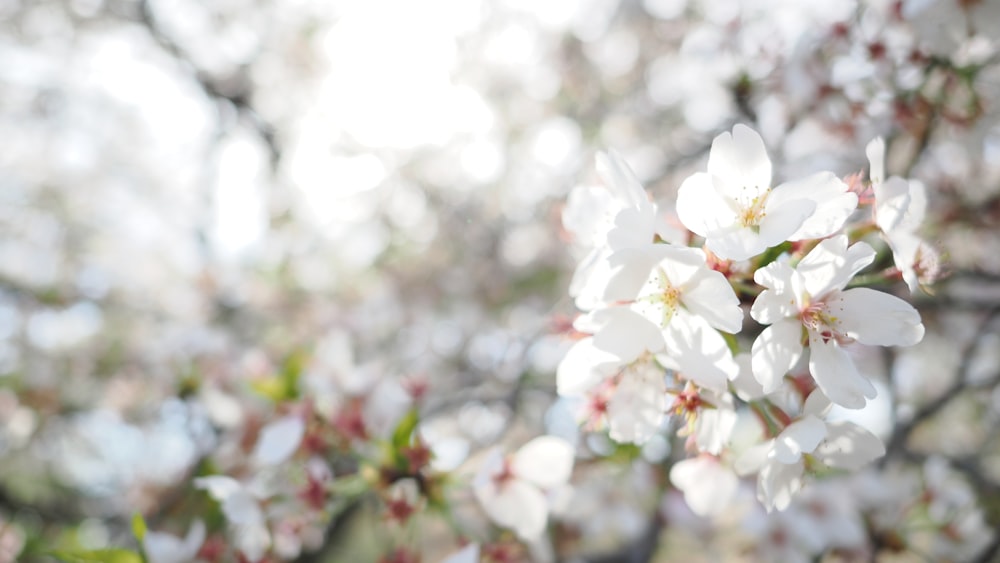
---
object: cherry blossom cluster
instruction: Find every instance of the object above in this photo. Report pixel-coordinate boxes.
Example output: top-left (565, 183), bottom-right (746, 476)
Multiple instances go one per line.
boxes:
top-left (558, 123), bottom-right (931, 514)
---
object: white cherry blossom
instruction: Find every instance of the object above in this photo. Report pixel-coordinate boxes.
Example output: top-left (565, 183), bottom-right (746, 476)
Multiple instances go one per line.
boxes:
top-left (586, 243), bottom-right (742, 390)
top-left (473, 435), bottom-right (575, 540)
top-left (669, 455), bottom-right (739, 517)
top-left (195, 475), bottom-right (271, 560)
top-left (866, 137), bottom-right (938, 292)
top-left (563, 150), bottom-right (660, 311)
top-left (677, 124), bottom-right (857, 261)
top-left (750, 235), bottom-right (924, 408)
top-left (143, 520), bottom-right (205, 563)
top-left (736, 392), bottom-right (886, 512)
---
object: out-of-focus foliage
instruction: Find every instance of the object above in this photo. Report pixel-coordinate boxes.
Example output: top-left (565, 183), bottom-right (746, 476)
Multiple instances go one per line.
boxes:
top-left (1, 0), bottom-right (1000, 561)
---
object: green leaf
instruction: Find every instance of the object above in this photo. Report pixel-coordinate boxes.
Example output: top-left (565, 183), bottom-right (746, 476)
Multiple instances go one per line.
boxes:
top-left (130, 513), bottom-right (147, 542)
top-left (755, 241), bottom-right (792, 270)
top-left (249, 349), bottom-right (306, 403)
top-left (50, 548), bottom-right (144, 563)
top-left (391, 408), bottom-right (420, 452)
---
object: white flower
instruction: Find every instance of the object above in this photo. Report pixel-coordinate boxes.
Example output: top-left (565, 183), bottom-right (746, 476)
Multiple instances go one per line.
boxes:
top-left (677, 124), bottom-right (857, 261)
top-left (866, 137), bottom-right (937, 293)
top-left (252, 415), bottom-right (305, 466)
top-left (144, 521), bottom-right (205, 563)
top-left (750, 235), bottom-right (924, 408)
top-left (195, 475), bottom-right (271, 560)
top-left (473, 435), bottom-right (575, 540)
top-left (669, 456), bottom-right (739, 517)
top-left (736, 392), bottom-right (886, 512)
top-left (587, 243), bottom-right (743, 390)
top-left (563, 151), bottom-right (658, 311)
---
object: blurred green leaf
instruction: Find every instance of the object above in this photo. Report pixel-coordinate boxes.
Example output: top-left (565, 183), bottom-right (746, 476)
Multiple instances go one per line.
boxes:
top-left (51, 548), bottom-right (143, 563)
top-left (130, 513), bottom-right (146, 543)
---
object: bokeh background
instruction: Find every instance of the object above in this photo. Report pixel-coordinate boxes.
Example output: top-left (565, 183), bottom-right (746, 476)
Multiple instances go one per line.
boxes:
top-left (3, 0), bottom-right (1000, 561)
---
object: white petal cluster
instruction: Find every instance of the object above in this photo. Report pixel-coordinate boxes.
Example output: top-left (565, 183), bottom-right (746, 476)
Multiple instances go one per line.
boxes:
top-left (558, 125), bottom-right (929, 517)
top-left (473, 435), bottom-right (575, 540)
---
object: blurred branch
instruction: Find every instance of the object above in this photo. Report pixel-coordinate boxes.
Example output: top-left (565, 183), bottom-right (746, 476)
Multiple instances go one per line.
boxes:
top-left (133, 0), bottom-right (280, 166)
top-left (883, 305), bottom-right (1000, 463)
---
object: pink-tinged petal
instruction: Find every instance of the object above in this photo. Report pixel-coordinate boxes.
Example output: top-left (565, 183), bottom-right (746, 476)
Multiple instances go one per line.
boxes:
top-left (866, 137), bottom-right (885, 185)
top-left (771, 415), bottom-right (826, 464)
top-left (589, 307), bottom-right (665, 363)
top-left (751, 319), bottom-right (804, 394)
top-left (807, 334), bottom-right (876, 410)
top-left (665, 310), bottom-right (738, 391)
top-left (707, 124), bottom-right (773, 198)
top-left (796, 236), bottom-right (876, 297)
top-left (607, 364), bottom-right (667, 444)
top-left (475, 478), bottom-right (549, 540)
top-left (670, 457), bottom-right (739, 517)
top-left (775, 172), bottom-right (858, 240)
top-left (513, 435), bottom-right (575, 489)
top-left (814, 421), bottom-right (885, 470)
top-left (829, 288), bottom-right (924, 346)
top-left (253, 416), bottom-right (305, 466)
top-left (556, 338), bottom-right (618, 396)
top-left (596, 150), bottom-right (652, 214)
top-left (756, 197), bottom-right (816, 250)
top-left (676, 171), bottom-right (736, 236)
top-left (758, 458), bottom-right (804, 512)
top-left (873, 176), bottom-right (911, 233)
top-left (681, 268), bottom-right (744, 334)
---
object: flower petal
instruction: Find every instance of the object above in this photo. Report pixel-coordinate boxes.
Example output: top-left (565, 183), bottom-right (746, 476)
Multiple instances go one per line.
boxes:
top-left (475, 478), bottom-right (549, 540)
top-left (796, 236), bottom-right (875, 297)
top-left (776, 172), bottom-right (858, 240)
top-left (681, 268), bottom-right (744, 334)
top-left (588, 306), bottom-right (665, 363)
top-left (866, 137), bottom-right (885, 186)
top-left (751, 262), bottom-right (804, 324)
top-left (814, 421), bottom-right (885, 469)
top-left (751, 318), bottom-right (804, 393)
top-left (757, 197), bottom-right (816, 248)
top-left (670, 457), bottom-right (739, 517)
top-left (556, 337), bottom-right (619, 396)
top-left (807, 334), bottom-right (876, 409)
top-left (676, 172), bottom-right (737, 237)
top-left (874, 176), bottom-right (911, 233)
top-left (253, 416), bottom-right (305, 466)
top-left (758, 458), bottom-right (804, 512)
top-left (707, 124), bottom-right (772, 198)
top-left (596, 150), bottom-right (652, 214)
top-left (830, 288), bottom-right (924, 346)
top-left (606, 363), bottom-right (668, 444)
top-left (771, 415), bottom-right (826, 464)
top-left (665, 309), bottom-right (738, 391)
top-left (512, 436), bottom-right (575, 489)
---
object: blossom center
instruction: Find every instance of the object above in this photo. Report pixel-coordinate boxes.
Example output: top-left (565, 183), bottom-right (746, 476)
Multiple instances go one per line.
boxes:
top-left (799, 301), bottom-right (852, 345)
top-left (635, 266), bottom-right (682, 327)
top-left (736, 189), bottom-right (769, 230)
